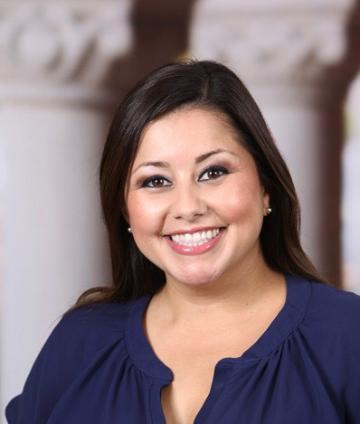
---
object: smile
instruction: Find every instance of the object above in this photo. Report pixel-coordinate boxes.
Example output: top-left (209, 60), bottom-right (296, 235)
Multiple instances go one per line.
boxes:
top-left (165, 227), bottom-right (226, 255)
top-left (170, 228), bottom-right (221, 246)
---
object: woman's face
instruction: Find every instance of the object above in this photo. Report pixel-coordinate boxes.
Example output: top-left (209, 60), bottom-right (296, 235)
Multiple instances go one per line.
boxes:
top-left (126, 107), bottom-right (270, 287)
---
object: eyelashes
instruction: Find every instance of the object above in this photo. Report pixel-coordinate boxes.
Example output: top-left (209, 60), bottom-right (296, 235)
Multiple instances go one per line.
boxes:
top-left (198, 165), bottom-right (229, 182)
top-left (141, 175), bottom-right (171, 188)
top-left (139, 165), bottom-right (230, 189)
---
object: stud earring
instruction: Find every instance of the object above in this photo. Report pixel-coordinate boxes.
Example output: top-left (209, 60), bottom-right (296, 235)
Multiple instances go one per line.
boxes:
top-left (266, 207), bottom-right (272, 216)
top-left (127, 227), bottom-right (132, 233)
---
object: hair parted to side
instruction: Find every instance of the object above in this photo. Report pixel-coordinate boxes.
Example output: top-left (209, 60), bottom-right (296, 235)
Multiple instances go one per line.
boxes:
top-left (68, 59), bottom-right (325, 312)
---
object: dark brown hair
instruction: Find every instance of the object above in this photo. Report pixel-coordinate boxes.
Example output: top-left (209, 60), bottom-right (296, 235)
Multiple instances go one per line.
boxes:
top-left (69, 59), bottom-right (325, 311)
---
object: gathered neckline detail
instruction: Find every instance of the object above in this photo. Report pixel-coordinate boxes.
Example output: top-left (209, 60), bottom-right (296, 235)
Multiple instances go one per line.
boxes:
top-left (124, 274), bottom-right (312, 382)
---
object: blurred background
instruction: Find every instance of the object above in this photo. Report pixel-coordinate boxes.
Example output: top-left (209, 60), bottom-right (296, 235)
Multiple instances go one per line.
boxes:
top-left (1, 0), bottom-right (359, 419)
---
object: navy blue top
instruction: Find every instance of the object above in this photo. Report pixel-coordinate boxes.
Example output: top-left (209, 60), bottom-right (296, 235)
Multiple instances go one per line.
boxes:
top-left (5, 275), bottom-right (360, 423)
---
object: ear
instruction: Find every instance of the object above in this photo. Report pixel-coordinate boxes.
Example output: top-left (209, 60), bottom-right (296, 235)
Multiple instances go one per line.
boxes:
top-left (263, 191), bottom-right (270, 207)
top-left (123, 210), bottom-right (129, 223)
top-left (262, 190), bottom-right (270, 216)
top-left (121, 202), bottom-right (129, 223)
top-left (123, 183), bottom-right (131, 222)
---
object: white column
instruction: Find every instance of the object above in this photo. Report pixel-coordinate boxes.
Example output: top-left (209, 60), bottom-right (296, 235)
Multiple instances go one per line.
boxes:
top-left (0, 0), bottom-right (131, 414)
top-left (343, 75), bottom-right (360, 293)
top-left (190, 0), bottom-right (359, 285)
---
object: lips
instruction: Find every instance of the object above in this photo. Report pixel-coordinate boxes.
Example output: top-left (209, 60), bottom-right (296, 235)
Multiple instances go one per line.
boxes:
top-left (165, 227), bottom-right (226, 255)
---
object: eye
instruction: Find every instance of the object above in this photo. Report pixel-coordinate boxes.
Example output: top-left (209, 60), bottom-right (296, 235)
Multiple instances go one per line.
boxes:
top-left (141, 175), bottom-right (171, 188)
top-left (198, 165), bottom-right (229, 182)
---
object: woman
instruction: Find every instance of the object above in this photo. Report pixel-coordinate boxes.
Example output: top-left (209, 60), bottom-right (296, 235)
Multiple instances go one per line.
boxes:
top-left (5, 60), bottom-right (360, 423)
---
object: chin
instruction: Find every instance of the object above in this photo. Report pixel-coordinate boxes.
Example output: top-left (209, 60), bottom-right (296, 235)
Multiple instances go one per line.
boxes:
top-left (173, 268), bottom-right (223, 287)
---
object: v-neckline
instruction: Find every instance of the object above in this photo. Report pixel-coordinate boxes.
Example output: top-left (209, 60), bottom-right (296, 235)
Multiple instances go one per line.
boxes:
top-left (124, 273), bottom-right (312, 422)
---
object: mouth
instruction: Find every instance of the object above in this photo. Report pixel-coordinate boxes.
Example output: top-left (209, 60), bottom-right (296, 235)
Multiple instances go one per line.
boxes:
top-left (163, 227), bottom-right (226, 255)
top-left (166, 227), bottom-right (225, 247)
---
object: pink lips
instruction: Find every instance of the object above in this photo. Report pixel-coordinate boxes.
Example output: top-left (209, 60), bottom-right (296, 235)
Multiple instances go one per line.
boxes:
top-left (165, 228), bottom-right (225, 255)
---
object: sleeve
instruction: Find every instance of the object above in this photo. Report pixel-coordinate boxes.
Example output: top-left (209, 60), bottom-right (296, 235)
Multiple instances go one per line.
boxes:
top-left (341, 292), bottom-right (360, 423)
top-left (344, 380), bottom-right (360, 424)
top-left (5, 310), bottom-right (86, 424)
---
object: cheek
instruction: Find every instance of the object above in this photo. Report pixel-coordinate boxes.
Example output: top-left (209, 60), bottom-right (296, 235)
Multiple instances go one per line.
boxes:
top-left (214, 178), bottom-right (264, 223)
top-left (127, 194), bottom-right (166, 234)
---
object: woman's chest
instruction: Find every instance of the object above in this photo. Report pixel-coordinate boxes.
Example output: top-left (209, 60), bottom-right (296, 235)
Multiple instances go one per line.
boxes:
top-left (159, 354), bottom-right (344, 424)
top-left (46, 355), bottom-right (344, 424)
top-left (160, 354), bottom-right (224, 424)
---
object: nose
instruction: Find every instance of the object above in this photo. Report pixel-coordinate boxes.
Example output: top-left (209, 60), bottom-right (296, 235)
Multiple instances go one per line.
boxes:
top-left (171, 185), bottom-right (208, 221)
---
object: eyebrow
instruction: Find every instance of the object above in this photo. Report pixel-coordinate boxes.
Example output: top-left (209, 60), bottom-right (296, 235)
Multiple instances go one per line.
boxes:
top-left (131, 149), bottom-right (237, 175)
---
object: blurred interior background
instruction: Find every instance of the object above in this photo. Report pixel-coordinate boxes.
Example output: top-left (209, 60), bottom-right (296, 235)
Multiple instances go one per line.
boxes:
top-left (1, 0), bottom-right (359, 419)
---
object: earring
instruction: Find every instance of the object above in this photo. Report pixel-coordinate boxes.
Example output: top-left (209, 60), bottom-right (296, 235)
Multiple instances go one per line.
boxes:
top-left (127, 227), bottom-right (132, 233)
top-left (266, 207), bottom-right (272, 216)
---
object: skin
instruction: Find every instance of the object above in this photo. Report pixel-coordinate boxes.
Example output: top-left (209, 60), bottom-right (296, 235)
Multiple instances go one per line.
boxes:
top-left (126, 107), bottom-right (286, 423)
top-left (126, 106), bottom-right (279, 303)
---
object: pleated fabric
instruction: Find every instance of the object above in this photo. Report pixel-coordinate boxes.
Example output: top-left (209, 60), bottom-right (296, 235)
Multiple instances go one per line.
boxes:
top-left (5, 274), bottom-right (360, 423)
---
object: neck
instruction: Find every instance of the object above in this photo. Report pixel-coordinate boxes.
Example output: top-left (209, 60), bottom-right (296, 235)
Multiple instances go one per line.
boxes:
top-left (153, 257), bottom-right (285, 325)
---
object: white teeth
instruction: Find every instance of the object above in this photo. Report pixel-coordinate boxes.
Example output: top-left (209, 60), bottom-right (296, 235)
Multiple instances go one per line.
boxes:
top-left (169, 228), bottom-right (221, 246)
top-left (193, 232), bottom-right (200, 242)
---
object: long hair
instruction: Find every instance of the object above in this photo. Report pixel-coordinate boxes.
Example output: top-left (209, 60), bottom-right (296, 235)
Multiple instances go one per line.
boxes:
top-left (69, 59), bottom-right (325, 311)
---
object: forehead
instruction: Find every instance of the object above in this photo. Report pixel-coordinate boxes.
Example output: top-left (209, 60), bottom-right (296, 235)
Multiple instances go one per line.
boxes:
top-left (133, 107), bottom-right (245, 164)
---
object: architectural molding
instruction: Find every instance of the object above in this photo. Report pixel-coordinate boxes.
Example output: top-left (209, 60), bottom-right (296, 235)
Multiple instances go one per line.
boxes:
top-left (191, 0), bottom-right (358, 89)
top-left (0, 0), bottom-right (132, 106)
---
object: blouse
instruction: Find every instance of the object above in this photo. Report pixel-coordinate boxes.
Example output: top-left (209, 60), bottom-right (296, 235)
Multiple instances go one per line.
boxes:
top-left (5, 274), bottom-right (360, 423)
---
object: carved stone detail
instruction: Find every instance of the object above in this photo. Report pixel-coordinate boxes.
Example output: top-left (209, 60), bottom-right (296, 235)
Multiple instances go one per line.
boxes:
top-left (191, 0), bottom-right (358, 85)
top-left (0, 1), bottom-right (132, 105)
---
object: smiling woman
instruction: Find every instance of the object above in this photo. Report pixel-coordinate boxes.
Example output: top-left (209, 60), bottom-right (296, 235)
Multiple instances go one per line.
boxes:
top-left (5, 61), bottom-right (360, 424)
top-left (126, 107), bottom-right (270, 287)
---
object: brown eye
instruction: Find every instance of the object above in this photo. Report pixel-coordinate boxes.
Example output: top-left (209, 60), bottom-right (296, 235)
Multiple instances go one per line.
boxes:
top-left (198, 166), bottom-right (228, 182)
top-left (141, 175), bottom-right (171, 188)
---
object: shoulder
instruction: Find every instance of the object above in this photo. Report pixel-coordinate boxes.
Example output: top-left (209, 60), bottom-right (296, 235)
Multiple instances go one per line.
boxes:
top-left (5, 298), bottom-right (140, 423)
top-left (308, 280), bottom-right (360, 319)
top-left (52, 299), bottom-right (136, 351)
top-left (301, 281), bottom-right (360, 419)
top-left (304, 280), bottom-right (360, 343)
top-left (27, 298), bottom-right (138, 378)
